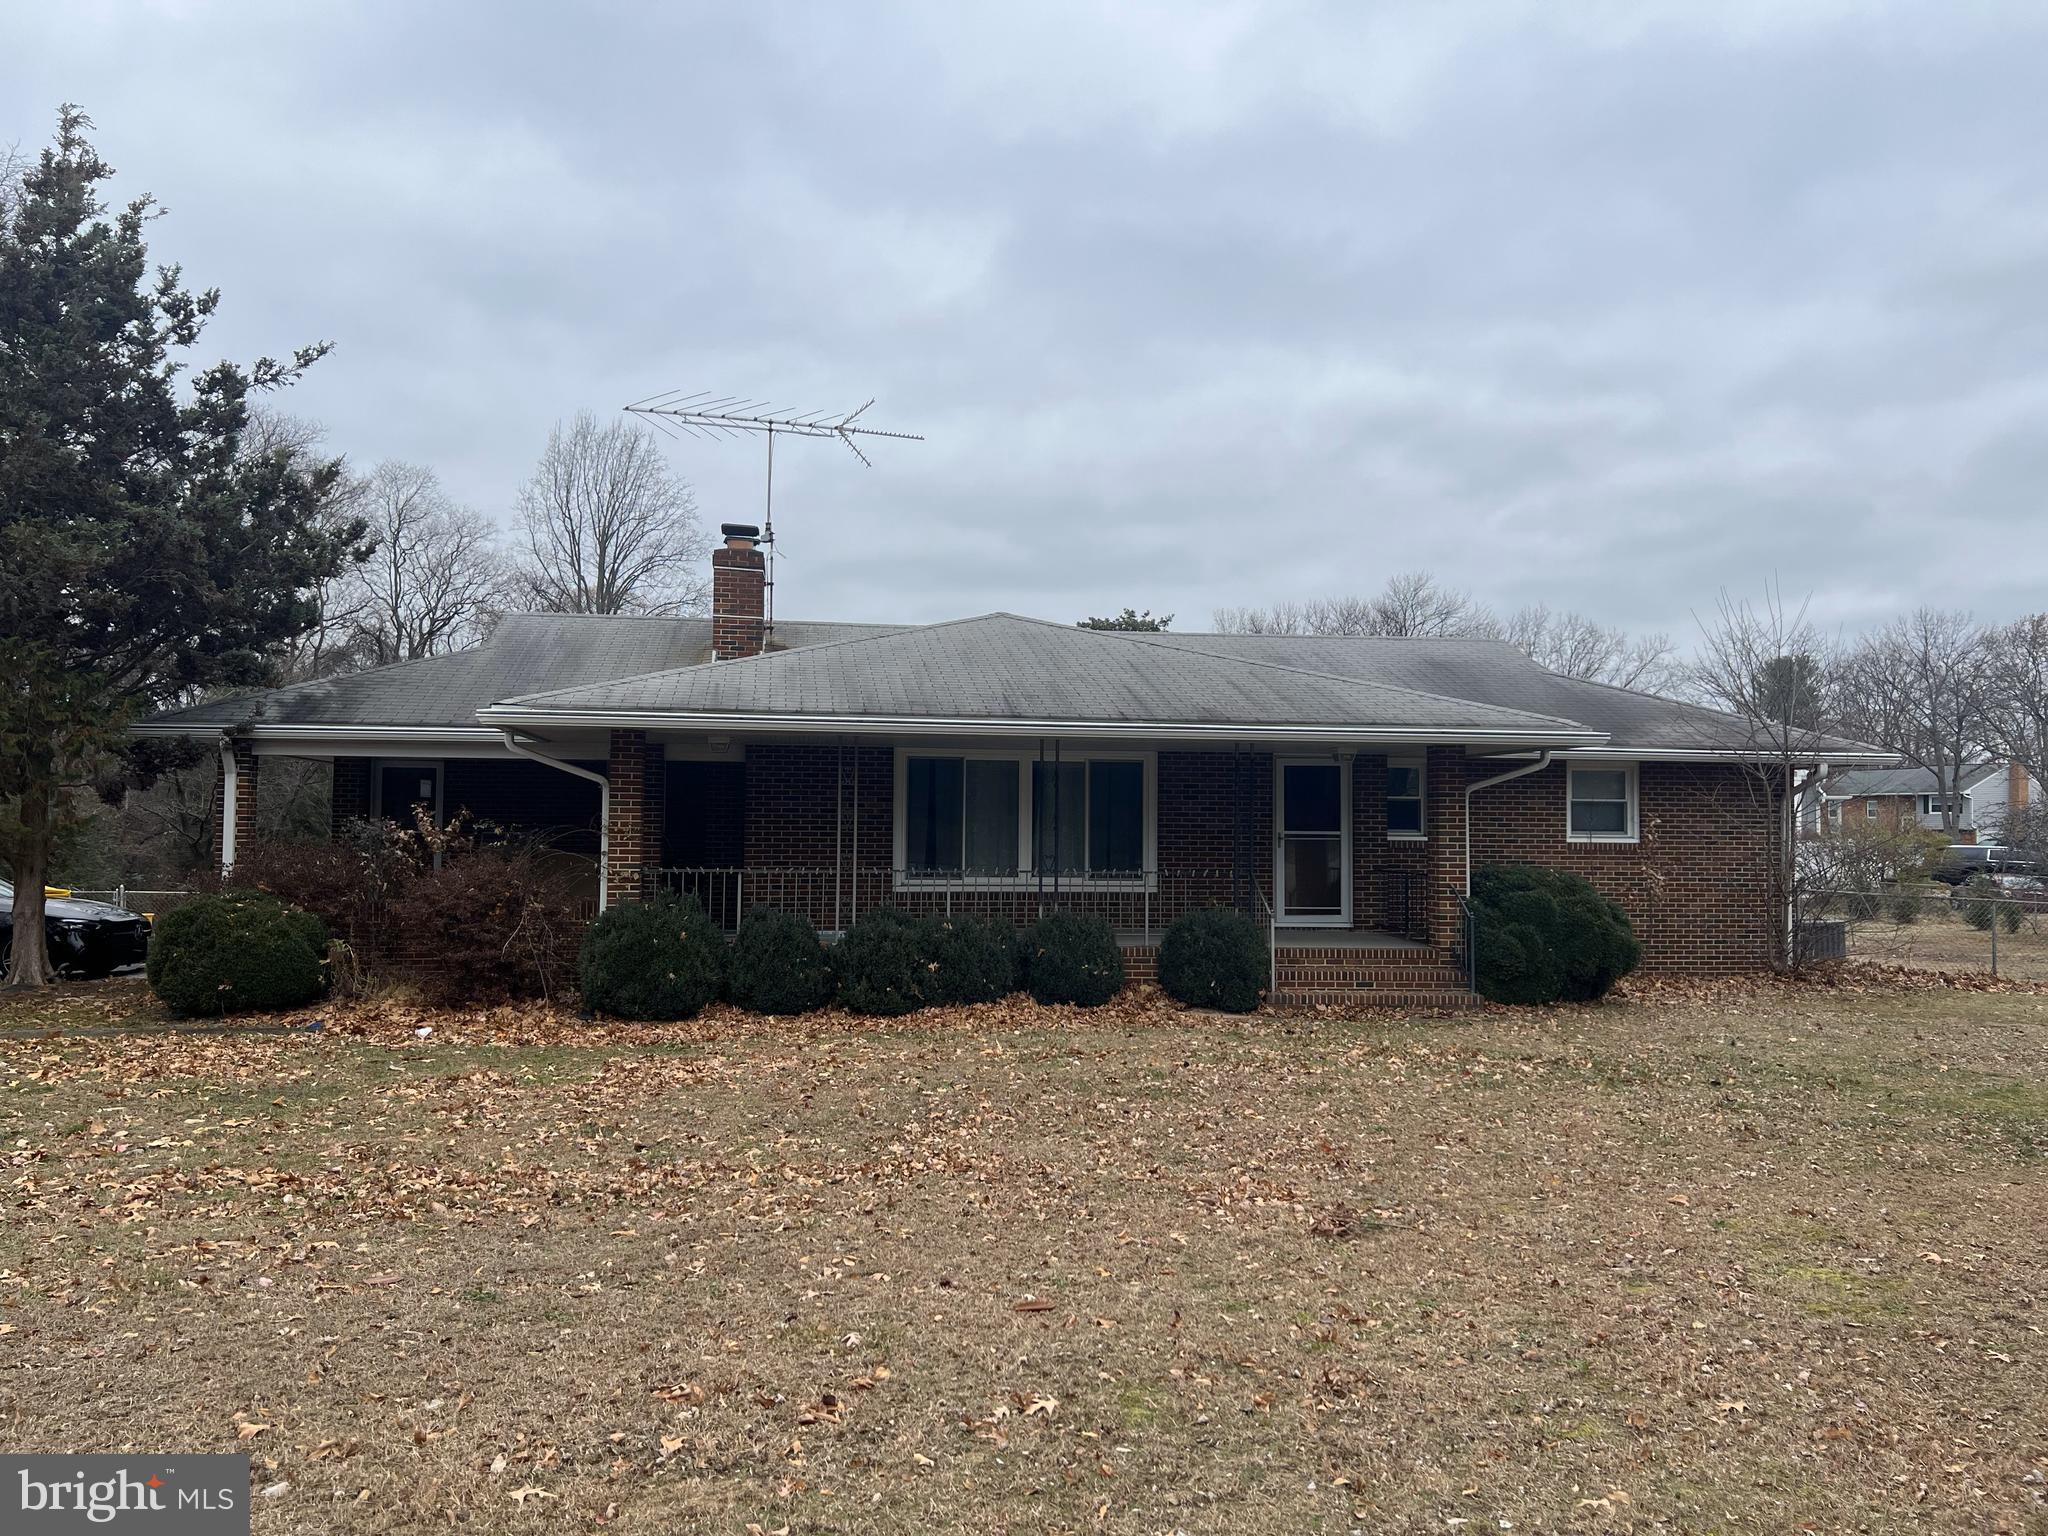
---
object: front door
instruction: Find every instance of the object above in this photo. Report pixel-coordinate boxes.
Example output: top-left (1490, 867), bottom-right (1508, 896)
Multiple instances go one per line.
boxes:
top-left (1277, 758), bottom-right (1350, 925)
top-left (375, 761), bottom-right (443, 830)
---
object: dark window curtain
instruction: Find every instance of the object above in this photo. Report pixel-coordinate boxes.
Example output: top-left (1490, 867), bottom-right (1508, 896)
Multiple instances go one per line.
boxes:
top-left (1032, 761), bottom-right (1086, 875)
top-left (1088, 761), bottom-right (1143, 873)
top-left (905, 757), bottom-right (964, 871)
top-left (963, 759), bottom-right (1019, 874)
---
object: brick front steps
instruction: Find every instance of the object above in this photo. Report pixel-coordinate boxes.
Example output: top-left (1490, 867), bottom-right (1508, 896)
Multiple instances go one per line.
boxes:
top-left (1124, 939), bottom-right (1481, 1009)
top-left (1272, 943), bottom-right (1479, 1010)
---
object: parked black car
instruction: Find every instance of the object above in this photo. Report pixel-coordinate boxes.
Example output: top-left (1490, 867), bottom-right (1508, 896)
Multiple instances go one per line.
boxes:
top-left (0, 880), bottom-right (152, 978)
top-left (1928, 845), bottom-right (2042, 885)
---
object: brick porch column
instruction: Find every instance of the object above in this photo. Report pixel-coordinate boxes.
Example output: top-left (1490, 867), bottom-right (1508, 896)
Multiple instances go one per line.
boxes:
top-left (211, 738), bottom-right (260, 874)
top-left (607, 729), bottom-right (650, 905)
top-left (1424, 746), bottom-right (1467, 953)
top-left (330, 758), bottom-right (372, 839)
top-left (641, 741), bottom-right (666, 886)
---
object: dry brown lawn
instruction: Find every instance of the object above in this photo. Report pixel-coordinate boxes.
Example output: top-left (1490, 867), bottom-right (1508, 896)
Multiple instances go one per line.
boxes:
top-left (1847, 907), bottom-right (2048, 983)
top-left (3, 976), bottom-right (2047, 1534)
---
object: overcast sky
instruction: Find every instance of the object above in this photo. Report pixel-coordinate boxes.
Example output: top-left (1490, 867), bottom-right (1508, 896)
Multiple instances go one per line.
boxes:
top-left (8, 2), bottom-right (2047, 641)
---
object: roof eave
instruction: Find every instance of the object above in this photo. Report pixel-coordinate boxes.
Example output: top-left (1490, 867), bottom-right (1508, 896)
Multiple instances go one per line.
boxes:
top-left (1544, 745), bottom-right (1899, 765)
top-left (129, 722), bottom-right (504, 743)
top-left (474, 704), bottom-right (1607, 746)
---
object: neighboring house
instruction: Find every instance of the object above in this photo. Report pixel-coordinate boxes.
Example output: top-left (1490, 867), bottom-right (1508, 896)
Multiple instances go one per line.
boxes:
top-left (134, 525), bottom-right (1885, 994)
top-left (1803, 762), bottom-right (2039, 844)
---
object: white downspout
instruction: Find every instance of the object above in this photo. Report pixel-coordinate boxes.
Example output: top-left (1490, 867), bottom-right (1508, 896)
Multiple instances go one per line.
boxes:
top-left (218, 735), bottom-right (239, 876)
top-left (498, 729), bottom-right (611, 912)
top-left (1462, 750), bottom-right (1555, 896)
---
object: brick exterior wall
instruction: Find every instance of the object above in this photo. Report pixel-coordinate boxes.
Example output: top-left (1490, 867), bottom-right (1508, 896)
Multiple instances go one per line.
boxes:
top-left (210, 739), bottom-right (260, 872)
top-left (317, 740), bottom-right (1787, 973)
top-left (737, 742), bottom-right (893, 926)
top-left (1829, 795), bottom-right (1974, 843)
top-left (1466, 759), bottom-right (1781, 973)
top-left (1155, 749), bottom-right (1271, 914)
top-left (711, 534), bottom-right (767, 660)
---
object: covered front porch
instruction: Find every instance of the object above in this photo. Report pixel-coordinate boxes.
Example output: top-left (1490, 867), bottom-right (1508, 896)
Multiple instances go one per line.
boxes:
top-left (283, 732), bottom-right (1496, 958)
top-left (609, 735), bottom-right (1481, 947)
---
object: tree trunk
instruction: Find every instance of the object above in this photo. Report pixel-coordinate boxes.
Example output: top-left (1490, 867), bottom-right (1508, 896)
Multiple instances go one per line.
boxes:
top-left (2, 784), bottom-right (56, 989)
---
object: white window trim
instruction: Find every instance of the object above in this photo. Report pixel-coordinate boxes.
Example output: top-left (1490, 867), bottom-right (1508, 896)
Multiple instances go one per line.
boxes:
top-left (1866, 800), bottom-right (1880, 821)
top-left (1385, 752), bottom-right (1426, 842)
top-left (890, 747), bottom-right (1158, 888)
top-left (1566, 761), bottom-right (1639, 844)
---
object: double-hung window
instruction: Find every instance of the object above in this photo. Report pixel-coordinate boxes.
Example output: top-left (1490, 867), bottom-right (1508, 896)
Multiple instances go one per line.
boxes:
top-left (1566, 763), bottom-right (1638, 842)
top-left (1385, 755), bottom-right (1425, 838)
top-left (898, 752), bottom-right (1150, 880)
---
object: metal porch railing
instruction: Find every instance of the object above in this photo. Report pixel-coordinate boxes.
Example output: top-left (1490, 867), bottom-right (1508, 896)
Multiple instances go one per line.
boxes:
top-left (644, 865), bottom-right (1272, 942)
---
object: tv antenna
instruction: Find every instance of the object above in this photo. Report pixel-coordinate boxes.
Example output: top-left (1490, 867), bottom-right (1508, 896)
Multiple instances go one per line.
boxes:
top-left (622, 391), bottom-right (925, 634)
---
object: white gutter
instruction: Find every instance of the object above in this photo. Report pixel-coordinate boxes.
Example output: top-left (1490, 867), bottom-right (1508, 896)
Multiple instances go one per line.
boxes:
top-left (1463, 750), bottom-right (1554, 896)
top-left (1540, 745), bottom-right (1893, 765)
top-left (217, 735), bottom-right (238, 875)
top-left (498, 730), bottom-right (611, 913)
top-left (132, 723), bottom-right (504, 742)
top-left (477, 707), bottom-right (1605, 747)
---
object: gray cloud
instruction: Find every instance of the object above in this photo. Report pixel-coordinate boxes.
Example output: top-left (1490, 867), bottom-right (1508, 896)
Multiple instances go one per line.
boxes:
top-left (7, 1), bottom-right (2046, 642)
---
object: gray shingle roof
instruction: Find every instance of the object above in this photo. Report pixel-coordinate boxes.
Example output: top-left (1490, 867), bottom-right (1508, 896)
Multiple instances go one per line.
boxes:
top-left (1825, 764), bottom-right (1995, 798)
top-left (1145, 631), bottom-right (1880, 756)
top-left (136, 609), bottom-right (1890, 756)
top-left (136, 613), bottom-right (902, 730)
top-left (485, 613), bottom-right (1599, 738)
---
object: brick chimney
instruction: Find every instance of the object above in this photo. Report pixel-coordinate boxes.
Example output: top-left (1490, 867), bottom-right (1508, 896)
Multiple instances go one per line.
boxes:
top-left (2014, 758), bottom-right (2032, 815)
top-left (710, 523), bottom-right (766, 660)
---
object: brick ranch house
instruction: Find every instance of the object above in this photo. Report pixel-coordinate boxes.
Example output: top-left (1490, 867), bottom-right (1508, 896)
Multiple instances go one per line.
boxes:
top-left (134, 526), bottom-right (1885, 1002)
top-left (1801, 761), bottom-right (2038, 845)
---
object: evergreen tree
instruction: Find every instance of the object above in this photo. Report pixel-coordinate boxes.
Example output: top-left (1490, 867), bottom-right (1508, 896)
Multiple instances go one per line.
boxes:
top-left (1077, 608), bottom-right (1172, 631)
top-left (0, 107), bottom-right (364, 986)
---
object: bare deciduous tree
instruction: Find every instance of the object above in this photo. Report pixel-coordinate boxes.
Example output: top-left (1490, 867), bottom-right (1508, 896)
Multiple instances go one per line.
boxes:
top-left (511, 412), bottom-right (708, 616)
top-left (0, 141), bottom-right (25, 223)
top-left (347, 460), bottom-right (506, 665)
top-left (1212, 572), bottom-right (1495, 638)
top-left (1501, 603), bottom-right (1678, 691)
top-left (1984, 613), bottom-right (2048, 786)
top-left (1835, 608), bottom-right (1994, 841)
top-left (242, 411), bottom-right (377, 683)
top-left (1688, 585), bottom-right (1846, 968)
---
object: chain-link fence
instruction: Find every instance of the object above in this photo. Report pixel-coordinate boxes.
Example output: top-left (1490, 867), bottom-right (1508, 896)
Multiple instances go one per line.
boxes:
top-left (1801, 882), bottom-right (2048, 980)
top-left (59, 887), bottom-right (199, 919)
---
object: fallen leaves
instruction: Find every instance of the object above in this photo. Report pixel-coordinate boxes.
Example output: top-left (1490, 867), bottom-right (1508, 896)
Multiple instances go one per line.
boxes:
top-left (5, 976), bottom-right (2046, 1534)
